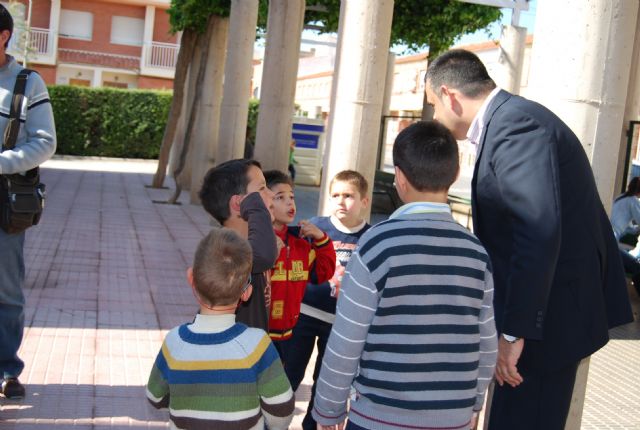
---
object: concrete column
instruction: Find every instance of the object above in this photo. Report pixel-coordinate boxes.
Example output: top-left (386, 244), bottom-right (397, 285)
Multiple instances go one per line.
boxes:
top-left (216, 0), bottom-right (259, 163)
top-left (527, 1), bottom-right (639, 428)
top-left (617, 9), bottom-right (640, 194)
top-left (253, 0), bottom-right (305, 171)
top-left (189, 16), bottom-right (229, 203)
top-left (49, 0), bottom-right (61, 61)
top-left (91, 69), bottom-right (102, 87)
top-left (141, 6), bottom-right (155, 69)
top-left (528, 0), bottom-right (639, 210)
top-left (496, 25), bottom-right (526, 94)
top-left (317, 0), bottom-right (395, 217)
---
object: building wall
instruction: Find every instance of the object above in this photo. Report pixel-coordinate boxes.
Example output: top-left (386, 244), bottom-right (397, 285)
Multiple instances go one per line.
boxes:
top-left (58, 0), bottom-right (144, 57)
top-left (152, 7), bottom-right (176, 44)
top-left (31, 64), bottom-right (56, 85)
top-left (138, 75), bottom-right (172, 90)
top-left (28, 0), bottom-right (52, 28)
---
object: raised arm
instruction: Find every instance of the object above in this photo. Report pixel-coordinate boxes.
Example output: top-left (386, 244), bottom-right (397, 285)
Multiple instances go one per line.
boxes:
top-left (240, 192), bottom-right (278, 273)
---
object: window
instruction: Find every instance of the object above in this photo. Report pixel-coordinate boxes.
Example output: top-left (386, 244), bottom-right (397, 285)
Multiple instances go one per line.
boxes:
top-left (59, 10), bottom-right (93, 40)
top-left (110, 16), bottom-right (144, 47)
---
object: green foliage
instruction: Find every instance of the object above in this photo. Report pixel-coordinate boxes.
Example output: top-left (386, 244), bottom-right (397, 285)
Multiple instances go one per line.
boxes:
top-left (246, 98), bottom-right (260, 143)
top-left (48, 86), bottom-right (172, 159)
top-left (168, 0), bottom-right (231, 33)
top-left (171, 0), bottom-right (500, 56)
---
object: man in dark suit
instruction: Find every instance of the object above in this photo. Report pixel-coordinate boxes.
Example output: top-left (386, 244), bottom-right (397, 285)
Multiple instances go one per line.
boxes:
top-left (425, 49), bottom-right (633, 429)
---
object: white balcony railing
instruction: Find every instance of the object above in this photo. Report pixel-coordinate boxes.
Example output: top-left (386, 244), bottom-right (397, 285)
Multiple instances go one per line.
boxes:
top-left (144, 41), bottom-right (179, 70)
top-left (7, 27), bottom-right (52, 59)
top-left (29, 27), bottom-right (51, 55)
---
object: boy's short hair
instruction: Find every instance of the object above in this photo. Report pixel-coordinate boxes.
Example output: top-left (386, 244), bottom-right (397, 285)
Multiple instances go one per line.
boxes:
top-left (264, 169), bottom-right (292, 189)
top-left (393, 121), bottom-right (459, 192)
top-left (199, 159), bottom-right (262, 224)
top-left (0, 5), bottom-right (13, 49)
top-left (330, 170), bottom-right (368, 197)
top-left (193, 228), bottom-right (253, 306)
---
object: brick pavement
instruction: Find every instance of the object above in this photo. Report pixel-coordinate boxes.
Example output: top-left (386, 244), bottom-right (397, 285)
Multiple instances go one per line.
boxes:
top-left (0, 157), bottom-right (638, 429)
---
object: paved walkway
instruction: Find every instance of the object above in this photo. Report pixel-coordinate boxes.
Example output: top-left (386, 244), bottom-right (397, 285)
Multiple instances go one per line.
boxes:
top-left (0, 157), bottom-right (638, 429)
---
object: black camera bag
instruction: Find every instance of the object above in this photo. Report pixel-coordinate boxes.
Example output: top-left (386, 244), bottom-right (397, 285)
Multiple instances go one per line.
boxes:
top-left (0, 69), bottom-right (46, 234)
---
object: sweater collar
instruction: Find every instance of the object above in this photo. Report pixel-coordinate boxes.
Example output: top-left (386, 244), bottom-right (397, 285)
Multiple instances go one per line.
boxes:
top-left (389, 201), bottom-right (451, 219)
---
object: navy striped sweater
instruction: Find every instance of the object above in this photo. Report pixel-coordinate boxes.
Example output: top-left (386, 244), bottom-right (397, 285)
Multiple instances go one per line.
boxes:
top-left (312, 210), bottom-right (497, 430)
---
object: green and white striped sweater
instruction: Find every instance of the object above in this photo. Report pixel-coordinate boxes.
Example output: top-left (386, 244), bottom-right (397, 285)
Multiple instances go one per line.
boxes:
top-left (146, 314), bottom-right (294, 430)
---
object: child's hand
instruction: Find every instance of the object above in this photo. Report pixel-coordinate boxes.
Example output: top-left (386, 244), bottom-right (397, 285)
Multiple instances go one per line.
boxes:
top-left (299, 220), bottom-right (325, 241)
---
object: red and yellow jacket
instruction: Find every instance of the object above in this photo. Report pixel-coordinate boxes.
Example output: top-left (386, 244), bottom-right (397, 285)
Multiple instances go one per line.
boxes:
top-left (269, 225), bottom-right (336, 341)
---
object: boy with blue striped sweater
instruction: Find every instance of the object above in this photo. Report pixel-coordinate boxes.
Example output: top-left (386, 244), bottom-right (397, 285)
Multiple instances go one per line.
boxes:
top-left (313, 121), bottom-right (497, 430)
top-left (146, 228), bottom-right (294, 430)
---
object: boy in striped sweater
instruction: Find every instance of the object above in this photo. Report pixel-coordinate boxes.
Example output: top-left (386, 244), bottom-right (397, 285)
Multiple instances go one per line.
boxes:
top-left (146, 228), bottom-right (294, 430)
top-left (313, 121), bottom-right (498, 430)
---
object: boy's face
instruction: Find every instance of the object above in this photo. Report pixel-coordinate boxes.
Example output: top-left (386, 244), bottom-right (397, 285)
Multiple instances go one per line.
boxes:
top-left (330, 181), bottom-right (368, 228)
top-left (245, 165), bottom-right (275, 220)
top-left (271, 183), bottom-right (296, 227)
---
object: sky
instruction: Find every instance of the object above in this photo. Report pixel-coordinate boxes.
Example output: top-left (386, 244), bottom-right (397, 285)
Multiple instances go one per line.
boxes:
top-left (452, 0), bottom-right (537, 48)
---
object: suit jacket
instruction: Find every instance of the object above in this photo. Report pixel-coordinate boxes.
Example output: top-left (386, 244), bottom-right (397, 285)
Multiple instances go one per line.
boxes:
top-left (472, 90), bottom-right (633, 372)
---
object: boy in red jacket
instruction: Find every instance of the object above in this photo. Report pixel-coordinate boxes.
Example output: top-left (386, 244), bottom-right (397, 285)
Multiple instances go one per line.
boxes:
top-left (263, 170), bottom-right (336, 363)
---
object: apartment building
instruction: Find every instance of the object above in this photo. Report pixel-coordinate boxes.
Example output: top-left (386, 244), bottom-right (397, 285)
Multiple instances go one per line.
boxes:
top-left (4, 0), bottom-right (178, 89)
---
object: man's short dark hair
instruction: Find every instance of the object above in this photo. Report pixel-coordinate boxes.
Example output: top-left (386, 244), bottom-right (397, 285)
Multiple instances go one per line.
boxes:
top-left (393, 121), bottom-right (459, 193)
top-left (0, 5), bottom-right (13, 49)
top-left (199, 159), bottom-right (261, 224)
top-left (264, 169), bottom-right (292, 189)
top-left (426, 49), bottom-right (496, 98)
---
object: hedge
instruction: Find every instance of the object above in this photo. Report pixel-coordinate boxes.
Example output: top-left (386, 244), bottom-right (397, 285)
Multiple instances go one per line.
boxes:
top-left (48, 85), bottom-right (261, 160)
top-left (48, 85), bottom-right (172, 159)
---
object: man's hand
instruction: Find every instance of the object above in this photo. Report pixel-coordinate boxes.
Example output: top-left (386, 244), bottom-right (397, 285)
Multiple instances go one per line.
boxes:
top-left (495, 336), bottom-right (524, 387)
top-left (317, 422), bottom-right (345, 430)
top-left (299, 220), bottom-right (325, 241)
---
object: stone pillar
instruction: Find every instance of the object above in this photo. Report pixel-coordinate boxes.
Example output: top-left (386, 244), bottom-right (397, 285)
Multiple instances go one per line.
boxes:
top-left (496, 25), bottom-right (526, 94)
top-left (253, 0), bottom-right (305, 172)
top-left (141, 6), bottom-right (155, 69)
top-left (216, 0), bottom-right (259, 163)
top-left (49, 0), bottom-right (61, 62)
top-left (618, 10), bottom-right (640, 194)
top-left (527, 1), bottom-right (639, 429)
top-left (91, 69), bottom-right (102, 87)
top-left (189, 16), bottom-right (229, 204)
top-left (317, 0), bottom-right (395, 217)
top-left (528, 0), bottom-right (639, 210)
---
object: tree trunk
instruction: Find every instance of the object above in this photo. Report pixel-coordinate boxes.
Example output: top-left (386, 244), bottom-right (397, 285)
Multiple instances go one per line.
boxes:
top-left (167, 16), bottom-right (216, 204)
top-left (150, 29), bottom-right (197, 188)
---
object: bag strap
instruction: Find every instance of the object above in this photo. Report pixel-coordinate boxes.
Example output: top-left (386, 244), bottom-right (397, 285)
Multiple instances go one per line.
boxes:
top-left (3, 69), bottom-right (33, 151)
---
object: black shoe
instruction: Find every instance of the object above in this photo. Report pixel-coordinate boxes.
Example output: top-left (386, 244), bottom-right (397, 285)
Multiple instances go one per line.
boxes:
top-left (1, 377), bottom-right (25, 399)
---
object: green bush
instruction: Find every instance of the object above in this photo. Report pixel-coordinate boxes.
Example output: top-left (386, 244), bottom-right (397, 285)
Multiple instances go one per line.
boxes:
top-left (48, 85), bottom-right (172, 159)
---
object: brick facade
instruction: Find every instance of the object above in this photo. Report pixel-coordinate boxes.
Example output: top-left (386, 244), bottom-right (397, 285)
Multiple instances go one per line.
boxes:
top-left (12, 0), bottom-right (177, 89)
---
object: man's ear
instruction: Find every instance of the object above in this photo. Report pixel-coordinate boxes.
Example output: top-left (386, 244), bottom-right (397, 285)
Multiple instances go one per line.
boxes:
top-left (240, 284), bottom-right (253, 302)
top-left (394, 166), bottom-right (409, 195)
top-left (229, 194), bottom-right (242, 214)
top-left (440, 85), bottom-right (456, 109)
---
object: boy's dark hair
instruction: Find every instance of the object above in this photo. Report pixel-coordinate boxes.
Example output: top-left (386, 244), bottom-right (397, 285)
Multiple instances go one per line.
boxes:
top-left (425, 49), bottom-right (496, 99)
top-left (330, 170), bottom-right (369, 197)
top-left (199, 159), bottom-right (262, 224)
top-left (193, 228), bottom-right (252, 306)
top-left (264, 169), bottom-right (293, 189)
top-left (0, 4), bottom-right (13, 49)
top-left (393, 121), bottom-right (459, 192)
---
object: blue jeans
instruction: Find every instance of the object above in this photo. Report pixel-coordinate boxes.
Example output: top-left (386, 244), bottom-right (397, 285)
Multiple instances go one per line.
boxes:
top-left (0, 228), bottom-right (25, 379)
top-left (286, 313), bottom-right (332, 430)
